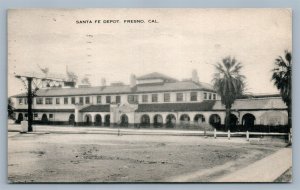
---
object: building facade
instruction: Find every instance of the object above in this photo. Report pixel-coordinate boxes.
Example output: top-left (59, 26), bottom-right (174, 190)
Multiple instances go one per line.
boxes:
top-left (11, 72), bottom-right (288, 130)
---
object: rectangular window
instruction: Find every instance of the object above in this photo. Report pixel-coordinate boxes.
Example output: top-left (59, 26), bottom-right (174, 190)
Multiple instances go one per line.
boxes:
top-left (24, 99), bottom-right (28, 105)
top-left (71, 97), bottom-right (76, 104)
top-left (56, 98), bottom-right (60, 104)
top-left (25, 113), bottom-right (28, 117)
top-left (79, 97), bottom-right (84, 104)
top-left (164, 93), bottom-right (170, 102)
top-left (190, 92), bottom-right (197, 101)
top-left (45, 98), bottom-right (53, 105)
top-left (116, 96), bottom-right (121, 104)
top-left (106, 96), bottom-right (111, 104)
top-left (34, 113), bottom-right (38, 117)
top-left (209, 93), bottom-right (212, 100)
top-left (19, 98), bottom-right (23, 105)
top-left (36, 98), bottom-right (43, 104)
top-left (213, 94), bottom-right (216, 100)
top-left (85, 97), bottom-right (90, 104)
top-left (64, 97), bottom-right (68, 104)
top-left (128, 95), bottom-right (138, 104)
top-left (176, 93), bottom-right (183, 102)
top-left (204, 92), bottom-right (207, 100)
top-left (142, 95), bottom-right (148, 103)
top-left (49, 114), bottom-right (53, 119)
top-left (97, 96), bottom-right (101, 104)
top-left (152, 94), bottom-right (158, 102)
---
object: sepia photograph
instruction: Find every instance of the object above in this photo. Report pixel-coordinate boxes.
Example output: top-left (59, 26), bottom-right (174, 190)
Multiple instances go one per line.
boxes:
top-left (7, 8), bottom-right (292, 183)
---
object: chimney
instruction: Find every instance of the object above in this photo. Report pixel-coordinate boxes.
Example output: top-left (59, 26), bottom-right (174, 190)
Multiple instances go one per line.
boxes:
top-left (192, 69), bottom-right (199, 83)
top-left (130, 74), bottom-right (136, 88)
top-left (101, 78), bottom-right (106, 86)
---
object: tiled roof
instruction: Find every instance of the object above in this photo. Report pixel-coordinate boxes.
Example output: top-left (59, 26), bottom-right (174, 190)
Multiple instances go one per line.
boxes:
top-left (136, 72), bottom-right (178, 81)
top-left (136, 81), bottom-right (214, 93)
top-left (212, 97), bottom-right (287, 110)
top-left (12, 86), bottom-right (132, 97)
top-left (14, 109), bottom-right (74, 112)
top-left (79, 105), bottom-right (110, 112)
top-left (136, 101), bottom-right (216, 112)
top-left (12, 81), bottom-right (214, 97)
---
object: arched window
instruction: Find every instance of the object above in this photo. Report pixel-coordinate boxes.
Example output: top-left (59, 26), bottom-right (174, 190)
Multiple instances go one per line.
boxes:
top-left (16, 113), bottom-right (23, 124)
top-left (242, 113), bottom-right (256, 129)
top-left (94, 114), bottom-right (102, 126)
top-left (194, 114), bottom-right (205, 124)
top-left (104, 114), bottom-right (110, 126)
top-left (84, 114), bottom-right (92, 125)
top-left (41, 114), bottom-right (48, 123)
top-left (120, 114), bottom-right (129, 127)
top-left (153, 114), bottom-right (163, 128)
top-left (69, 114), bottom-right (75, 125)
top-left (166, 114), bottom-right (176, 128)
top-left (180, 114), bottom-right (190, 127)
top-left (209, 114), bottom-right (221, 127)
top-left (140, 114), bottom-right (150, 127)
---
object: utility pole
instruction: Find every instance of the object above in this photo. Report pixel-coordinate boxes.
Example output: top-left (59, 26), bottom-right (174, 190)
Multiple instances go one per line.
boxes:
top-left (27, 77), bottom-right (33, 132)
top-left (15, 72), bottom-right (74, 132)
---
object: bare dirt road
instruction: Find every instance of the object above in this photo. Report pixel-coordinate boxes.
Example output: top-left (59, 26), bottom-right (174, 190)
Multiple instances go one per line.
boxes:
top-left (8, 131), bottom-right (286, 183)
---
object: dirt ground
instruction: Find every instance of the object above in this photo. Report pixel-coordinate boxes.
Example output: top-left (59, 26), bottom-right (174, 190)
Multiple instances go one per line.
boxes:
top-left (8, 131), bottom-right (286, 183)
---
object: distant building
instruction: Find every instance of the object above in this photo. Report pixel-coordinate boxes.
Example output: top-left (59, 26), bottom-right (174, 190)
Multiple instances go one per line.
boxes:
top-left (11, 71), bottom-right (288, 129)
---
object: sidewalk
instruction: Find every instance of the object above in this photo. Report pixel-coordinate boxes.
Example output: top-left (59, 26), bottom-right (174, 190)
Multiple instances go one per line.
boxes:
top-left (8, 124), bottom-right (244, 137)
top-left (214, 148), bottom-right (292, 182)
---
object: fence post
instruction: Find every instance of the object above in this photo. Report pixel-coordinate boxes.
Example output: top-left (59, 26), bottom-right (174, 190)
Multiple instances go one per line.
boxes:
top-left (246, 131), bottom-right (249, 141)
top-left (214, 128), bottom-right (217, 139)
top-left (228, 130), bottom-right (230, 140)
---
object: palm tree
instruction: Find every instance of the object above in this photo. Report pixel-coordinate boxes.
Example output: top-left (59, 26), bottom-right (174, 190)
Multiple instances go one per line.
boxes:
top-left (212, 56), bottom-right (245, 131)
top-left (271, 50), bottom-right (292, 130)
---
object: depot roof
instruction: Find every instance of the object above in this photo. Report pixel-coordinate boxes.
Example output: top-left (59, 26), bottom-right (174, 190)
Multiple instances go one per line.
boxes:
top-left (12, 81), bottom-right (214, 97)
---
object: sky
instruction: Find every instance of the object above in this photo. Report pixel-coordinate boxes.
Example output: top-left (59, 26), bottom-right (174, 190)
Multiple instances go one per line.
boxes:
top-left (8, 9), bottom-right (292, 96)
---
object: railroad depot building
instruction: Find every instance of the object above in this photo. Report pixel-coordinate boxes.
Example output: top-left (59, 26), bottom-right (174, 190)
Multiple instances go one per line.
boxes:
top-left (11, 72), bottom-right (288, 129)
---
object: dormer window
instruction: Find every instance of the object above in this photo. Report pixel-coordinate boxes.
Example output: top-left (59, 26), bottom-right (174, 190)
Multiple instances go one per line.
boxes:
top-left (176, 93), bottom-right (183, 102)
top-left (56, 98), bottom-right (60, 104)
top-left (128, 95), bottom-right (138, 104)
top-left (142, 95), bottom-right (148, 103)
top-left (85, 97), bottom-right (90, 104)
top-left (190, 92), bottom-right (197, 101)
top-left (64, 97), bottom-right (68, 104)
top-left (97, 96), bottom-right (101, 104)
top-left (71, 97), bottom-right (76, 104)
top-left (164, 93), bottom-right (170, 102)
top-left (45, 98), bottom-right (53, 105)
top-left (116, 96), bottom-right (121, 104)
top-left (151, 94), bottom-right (158, 102)
top-left (204, 92), bottom-right (207, 100)
top-left (79, 97), bottom-right (84, 105)
top-left (106, 96), bottom-right (111, 104)
top-left (36, 98), bottom-right (43, 104)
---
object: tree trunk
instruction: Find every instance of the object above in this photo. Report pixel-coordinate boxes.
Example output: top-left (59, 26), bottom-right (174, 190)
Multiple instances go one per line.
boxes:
top-left (225, 106), bottom-right (231, 131)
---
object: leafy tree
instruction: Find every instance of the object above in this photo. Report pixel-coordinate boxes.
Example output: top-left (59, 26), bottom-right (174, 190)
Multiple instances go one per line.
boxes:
top-left (8, 97), bottom-right (14, 119)
top-left (271, 50), bottom-right (292, 129)
top-left (81, 76), bottom-right (91, 85)
top-left (212, 56), bottom-right (245, 131)
top-left (67, 71), bottom-right (78, 83)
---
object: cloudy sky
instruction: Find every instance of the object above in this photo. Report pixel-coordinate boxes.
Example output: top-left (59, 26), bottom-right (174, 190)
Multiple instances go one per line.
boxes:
top-left (8, 9), bottom-right (292, 96)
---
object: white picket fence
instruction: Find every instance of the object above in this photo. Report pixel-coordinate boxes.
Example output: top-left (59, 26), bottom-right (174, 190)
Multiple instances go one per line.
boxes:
top-left (209, 129), bottom-right (291, 143)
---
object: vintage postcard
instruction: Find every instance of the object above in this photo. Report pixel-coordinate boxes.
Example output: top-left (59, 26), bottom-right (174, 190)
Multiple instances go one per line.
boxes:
top-left (7, 9), bottom-right (292, 183)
